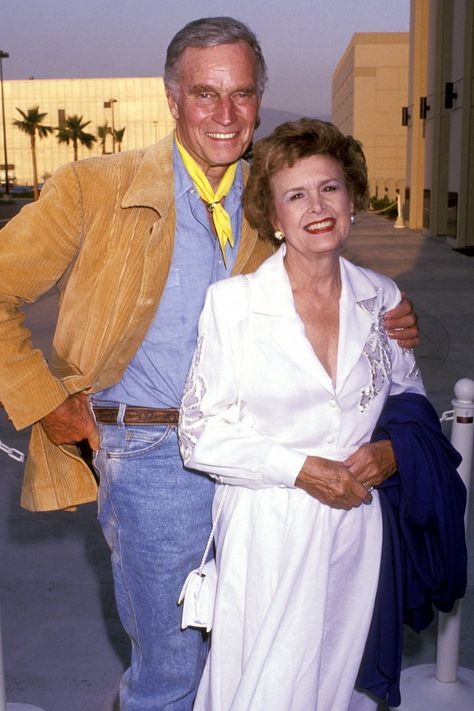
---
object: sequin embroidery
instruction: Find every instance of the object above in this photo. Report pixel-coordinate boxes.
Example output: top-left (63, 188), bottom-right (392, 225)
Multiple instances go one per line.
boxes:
top-left (178, 335), bottom-right (206, 463)
top-left (401, 348), bottom-right (421, 380)
top-left (358, 293), bottom-right (392, 411)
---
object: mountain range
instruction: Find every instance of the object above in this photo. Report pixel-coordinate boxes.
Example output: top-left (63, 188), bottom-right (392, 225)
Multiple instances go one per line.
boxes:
top-left (255, 107), bottom-right (331, 140)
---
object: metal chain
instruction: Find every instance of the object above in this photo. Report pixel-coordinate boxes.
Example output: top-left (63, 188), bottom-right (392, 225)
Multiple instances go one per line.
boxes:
top-left (440, 409), bottom-right (454, 423)
top-left (0, 439), bottom-right (25, 462)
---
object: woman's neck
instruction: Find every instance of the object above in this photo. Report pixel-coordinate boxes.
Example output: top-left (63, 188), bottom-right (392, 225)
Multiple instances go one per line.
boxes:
top-left (283, 250), bottom-right (342, 299)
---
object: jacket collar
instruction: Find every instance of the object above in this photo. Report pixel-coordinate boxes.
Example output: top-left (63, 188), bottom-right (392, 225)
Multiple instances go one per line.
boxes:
top-left (121, 131), bottom-right (175, 215)
top-left (247, 245), bottom-right (382, 394)
top-left (246, 245), bottom-right (296, 315)
top-left (247, 245), bottom-right (381, 313)
top-left (120, 133), bottom-right (260, 273)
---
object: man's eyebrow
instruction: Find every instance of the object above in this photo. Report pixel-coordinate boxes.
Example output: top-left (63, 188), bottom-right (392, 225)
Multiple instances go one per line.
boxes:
top-left (233, 85), bottom-right (257, 94)
top-left (189, 84), bottom-right (216, 95)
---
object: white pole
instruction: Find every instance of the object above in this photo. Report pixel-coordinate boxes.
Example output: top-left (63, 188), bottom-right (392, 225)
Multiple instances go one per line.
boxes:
top-left (394, 193), bottom-right (406, 229)
top-left (436, 378), bottom-right (474, 681)
top-left (391, 378), bottom-right (474, 710)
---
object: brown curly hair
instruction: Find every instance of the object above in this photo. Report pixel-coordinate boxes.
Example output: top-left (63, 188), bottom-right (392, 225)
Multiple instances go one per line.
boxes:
top-left (243, 118), bottom-right (369, 242)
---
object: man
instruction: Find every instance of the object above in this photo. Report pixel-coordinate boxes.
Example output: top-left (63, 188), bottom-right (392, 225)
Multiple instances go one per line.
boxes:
top-left (0, 17), bottom-right (418, 710)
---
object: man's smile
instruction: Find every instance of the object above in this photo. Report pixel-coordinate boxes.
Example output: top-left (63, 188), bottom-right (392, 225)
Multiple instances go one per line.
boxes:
top-left (206, 131), bottom-right (239, 140)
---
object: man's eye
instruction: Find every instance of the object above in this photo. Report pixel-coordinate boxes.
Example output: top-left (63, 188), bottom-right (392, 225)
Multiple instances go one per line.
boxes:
top-left (232, 92), bottom-right (256, 104)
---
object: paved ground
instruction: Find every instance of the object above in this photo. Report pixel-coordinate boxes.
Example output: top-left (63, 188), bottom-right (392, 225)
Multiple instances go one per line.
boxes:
top-left (0, 202), bottom-right (473, 710)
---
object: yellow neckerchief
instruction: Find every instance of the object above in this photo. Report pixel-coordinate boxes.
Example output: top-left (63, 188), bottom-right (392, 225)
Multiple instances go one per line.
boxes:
top-left (176, 136), bottom-right (237, 266)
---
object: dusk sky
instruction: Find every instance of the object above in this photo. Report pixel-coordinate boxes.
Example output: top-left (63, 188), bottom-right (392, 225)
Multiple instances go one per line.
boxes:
top-left (2, 0), bottom-right (409, 118)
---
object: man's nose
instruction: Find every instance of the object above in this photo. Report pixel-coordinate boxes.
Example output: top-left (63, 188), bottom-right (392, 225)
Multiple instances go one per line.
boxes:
top-left (214, 97), bottom-right (236, 125)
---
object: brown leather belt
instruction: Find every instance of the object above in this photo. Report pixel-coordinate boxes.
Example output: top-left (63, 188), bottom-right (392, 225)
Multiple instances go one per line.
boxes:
top-left (93, 406), bottom-right (179, 425)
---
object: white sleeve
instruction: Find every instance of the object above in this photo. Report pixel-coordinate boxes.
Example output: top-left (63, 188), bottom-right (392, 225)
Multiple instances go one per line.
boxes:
top-left (178, 280), bottom-right (305, 488)
top-left (383, 281), bottom-right (426, 397)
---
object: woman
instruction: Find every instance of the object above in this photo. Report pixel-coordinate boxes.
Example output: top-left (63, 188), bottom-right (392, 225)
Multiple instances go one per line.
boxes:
top-left (178, 119), bottom-right (466, 710)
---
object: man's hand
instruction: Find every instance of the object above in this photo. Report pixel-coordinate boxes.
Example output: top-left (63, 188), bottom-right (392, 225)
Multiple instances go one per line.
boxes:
top-left (41, 392), bottom-right (99, 451)
top-left (384, 292), bottom-right (419, 348)
top-left (295, 455), bottom-right (372, 510)
top-left (344, 440), bottom-right (397, 490)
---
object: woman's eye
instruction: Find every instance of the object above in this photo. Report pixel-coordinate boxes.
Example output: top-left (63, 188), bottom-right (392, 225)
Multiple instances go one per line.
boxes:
top-left (289, 192), bottom-right (304, 201)
top-left (323, 184), bottom-right (337, 192)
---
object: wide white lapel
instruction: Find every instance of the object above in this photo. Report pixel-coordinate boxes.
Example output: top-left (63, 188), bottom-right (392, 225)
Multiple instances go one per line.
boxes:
top-left (248, 246), bottom-right (334, 394)
top-left (336, 257), bottom-right (382, 395)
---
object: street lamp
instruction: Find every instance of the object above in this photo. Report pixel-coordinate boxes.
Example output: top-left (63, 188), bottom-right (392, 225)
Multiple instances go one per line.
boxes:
top-left (0, 50), bottom-right (10, 196)
top-left (104, 98), bottom-right (117, 153)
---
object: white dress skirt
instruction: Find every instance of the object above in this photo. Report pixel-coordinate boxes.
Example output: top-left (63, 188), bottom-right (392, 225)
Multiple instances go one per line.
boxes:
top-left (194, 482), bottom-right (383, 711)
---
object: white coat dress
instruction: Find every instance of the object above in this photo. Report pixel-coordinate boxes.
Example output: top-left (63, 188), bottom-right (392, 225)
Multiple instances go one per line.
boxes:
top-left (179, 245), bottom-right (425, 711)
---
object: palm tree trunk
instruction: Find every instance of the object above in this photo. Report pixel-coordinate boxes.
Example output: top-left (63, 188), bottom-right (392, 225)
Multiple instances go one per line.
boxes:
top-left (73, 138), bottom-right (78, 162)
top-left (31, 134), bottom-right (39, 201)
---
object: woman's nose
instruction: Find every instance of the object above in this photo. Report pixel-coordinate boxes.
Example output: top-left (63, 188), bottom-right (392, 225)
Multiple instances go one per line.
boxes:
top-left (308, 194), bottom-right (325, 213)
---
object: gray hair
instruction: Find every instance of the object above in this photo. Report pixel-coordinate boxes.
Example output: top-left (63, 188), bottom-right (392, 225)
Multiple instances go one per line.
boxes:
top-left (164, 16), bottom-right (267, 99)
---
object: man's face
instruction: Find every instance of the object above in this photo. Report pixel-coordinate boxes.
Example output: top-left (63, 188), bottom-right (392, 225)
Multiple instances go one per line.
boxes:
top-left (167, 42), bottom-right (260, 188)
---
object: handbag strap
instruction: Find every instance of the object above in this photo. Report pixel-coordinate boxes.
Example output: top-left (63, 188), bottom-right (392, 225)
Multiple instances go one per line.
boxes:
top-left (197, 484), bottom-right (228, 575)
top-left (196, 274), bottom-right (252, 576)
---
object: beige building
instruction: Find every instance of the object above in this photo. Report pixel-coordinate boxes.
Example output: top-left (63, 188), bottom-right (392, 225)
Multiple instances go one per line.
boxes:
top-left (405, 0), bottom-right (474, 250)
top-left (0, 76), bottom-right (175, 186)
top-left (332, 32), bottom-right (410, 202)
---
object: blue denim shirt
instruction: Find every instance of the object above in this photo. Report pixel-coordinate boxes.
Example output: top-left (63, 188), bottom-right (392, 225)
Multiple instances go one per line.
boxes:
top-left (98, 141), bottom-right (243, 407)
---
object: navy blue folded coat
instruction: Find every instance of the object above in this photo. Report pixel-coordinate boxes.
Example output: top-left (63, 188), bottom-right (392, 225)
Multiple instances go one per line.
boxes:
top-left (356, 393), bottom-right (467, 707)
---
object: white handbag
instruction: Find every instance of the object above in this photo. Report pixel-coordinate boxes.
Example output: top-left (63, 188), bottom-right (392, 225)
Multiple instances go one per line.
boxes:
top-left (177, 486), bottom-right (228, 633)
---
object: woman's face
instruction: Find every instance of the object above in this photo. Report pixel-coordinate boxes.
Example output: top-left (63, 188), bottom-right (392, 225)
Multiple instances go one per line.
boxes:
top-left (271, 154), bottom-right (353, 260)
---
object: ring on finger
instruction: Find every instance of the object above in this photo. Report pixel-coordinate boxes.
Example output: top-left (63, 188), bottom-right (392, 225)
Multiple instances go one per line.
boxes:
top-left (363, 483), bottom-right (374, 493)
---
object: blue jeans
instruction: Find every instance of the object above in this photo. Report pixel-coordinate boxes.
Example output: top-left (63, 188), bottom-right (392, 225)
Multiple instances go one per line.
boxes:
top-left (94, 419), bottom-right (215, 710)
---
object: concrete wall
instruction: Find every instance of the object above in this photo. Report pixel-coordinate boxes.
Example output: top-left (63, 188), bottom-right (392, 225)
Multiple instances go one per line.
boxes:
top-left (332, 32), bottom-right (409, 201)
top-left (406, 0), bottom-right (474, 249)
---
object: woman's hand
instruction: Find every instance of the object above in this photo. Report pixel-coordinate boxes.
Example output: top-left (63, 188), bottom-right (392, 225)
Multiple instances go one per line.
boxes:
top-left (344, 440), bottom-right (397, 490)
top-left (295, 456), bottom-right (372, 510)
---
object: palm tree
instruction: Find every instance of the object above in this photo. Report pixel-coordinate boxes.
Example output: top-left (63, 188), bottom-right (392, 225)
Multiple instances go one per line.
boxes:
top-left (56, 114), bottom-right (97, 161)
top-left (113, 126), bottom-right (126, 153)
top-left (97, 121), bottom-right (110, 154)
top-left (13, 107), bottom-right (54, 200)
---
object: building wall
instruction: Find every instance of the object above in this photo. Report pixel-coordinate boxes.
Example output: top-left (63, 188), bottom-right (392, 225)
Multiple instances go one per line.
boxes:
top-left (0, 76), bottom-right (175, 186)
top-left (406, 0), bottom-right (474, 249)
top-left (332, 32), bottom-right (409, 202)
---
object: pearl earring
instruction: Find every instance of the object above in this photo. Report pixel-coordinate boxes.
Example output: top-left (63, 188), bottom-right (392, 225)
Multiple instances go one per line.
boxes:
top-left (274, 229), bottom-right (285, 241)
top-left (350, 214), bottom-right (356, 225)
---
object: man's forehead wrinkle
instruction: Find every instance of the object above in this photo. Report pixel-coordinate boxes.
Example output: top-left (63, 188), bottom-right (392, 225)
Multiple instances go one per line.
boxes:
top-left (188, 82), bottom-right (257, 96)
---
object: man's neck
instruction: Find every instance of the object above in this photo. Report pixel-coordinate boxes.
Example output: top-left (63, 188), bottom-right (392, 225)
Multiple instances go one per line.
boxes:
top-left (204, 163), bottom-right (236, 192)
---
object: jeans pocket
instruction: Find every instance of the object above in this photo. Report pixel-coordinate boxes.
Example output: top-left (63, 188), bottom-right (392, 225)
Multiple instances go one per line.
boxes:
top-left (106, 425), bottom-right (174, 460)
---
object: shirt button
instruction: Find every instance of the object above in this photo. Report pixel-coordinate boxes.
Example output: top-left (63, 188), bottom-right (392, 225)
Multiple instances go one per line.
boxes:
top-left (326, 435), bottom-right (335, 444)
top-left (329, 399), bottom-right (337, 408)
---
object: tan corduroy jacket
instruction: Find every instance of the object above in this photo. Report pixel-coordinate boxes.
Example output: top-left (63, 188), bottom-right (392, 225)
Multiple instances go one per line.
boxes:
top-left (0, 131), bottom-right (273, 512)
